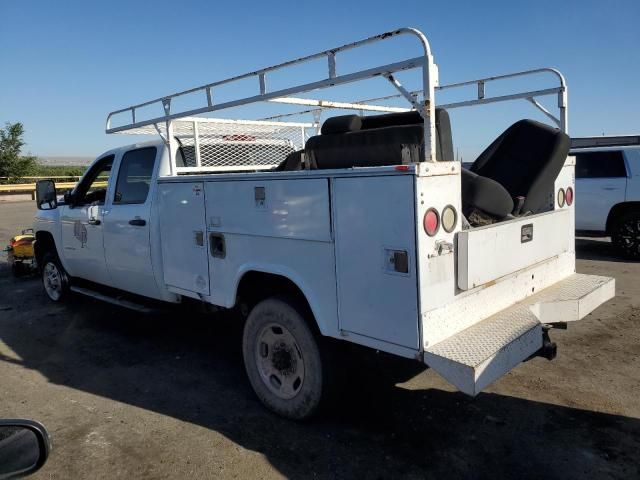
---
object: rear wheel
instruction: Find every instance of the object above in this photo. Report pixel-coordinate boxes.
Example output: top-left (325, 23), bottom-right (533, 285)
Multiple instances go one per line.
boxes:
top-left (41, 252), bottom-right (70, 302)
top-left (242, 296), bottom-right (327, 420)
top-left (611, 212), bottom-right (640, 260)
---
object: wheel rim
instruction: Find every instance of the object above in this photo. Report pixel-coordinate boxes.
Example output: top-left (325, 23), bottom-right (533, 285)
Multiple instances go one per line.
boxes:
top-left (617, 219), bottom-right (640, 256)
top-left (255, 322), bottom-right (305, 400)
top-left (43, 262), bottom-right (62, 301)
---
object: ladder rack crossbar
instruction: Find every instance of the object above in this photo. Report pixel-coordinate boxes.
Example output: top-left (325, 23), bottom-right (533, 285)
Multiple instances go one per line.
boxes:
top-left (259, 68), bottom-right (568, 132)
top-left (106, 56), bottom-right (426, 134)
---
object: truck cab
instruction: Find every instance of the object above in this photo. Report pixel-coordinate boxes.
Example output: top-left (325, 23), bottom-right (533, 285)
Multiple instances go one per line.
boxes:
top-left (35, 141), bottom-right (175, 301)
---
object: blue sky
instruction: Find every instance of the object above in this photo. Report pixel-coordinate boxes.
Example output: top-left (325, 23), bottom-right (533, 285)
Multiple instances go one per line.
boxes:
top-left (1, 0), bottom-right (638, 162)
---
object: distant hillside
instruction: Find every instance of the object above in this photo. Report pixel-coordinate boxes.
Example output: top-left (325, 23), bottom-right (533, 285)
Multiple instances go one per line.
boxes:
top-left (37, 156), bottom-right (94, 166)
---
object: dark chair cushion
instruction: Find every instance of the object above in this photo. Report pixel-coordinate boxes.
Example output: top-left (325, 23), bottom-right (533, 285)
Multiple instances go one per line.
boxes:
top-left (306, 108), bottom-right (454, 169)
top-left (306, 124), bottom-right (423, 169)
top-left (321, 115), bottom-right (362, 135)
top-left (275, 150), bottom-right (304, 171)
top-left (360, 110), bottom-right (423, 129)
top-left (470, 119), bottom-right (570, 214)
top-left (360, 109), bottom-right (454, 161)
top-left (461, 168), bottom-right (514, 218)
top-left (434, 108), bottom-right (453, 162)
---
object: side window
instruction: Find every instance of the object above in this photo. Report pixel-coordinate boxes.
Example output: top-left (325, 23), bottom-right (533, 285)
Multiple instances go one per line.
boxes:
top-left (113, 147), bottom-right (157, 204)
top-left (74, 155), bottom-right (114, 206)
top-left (575, 151), bottom-right (627, 178)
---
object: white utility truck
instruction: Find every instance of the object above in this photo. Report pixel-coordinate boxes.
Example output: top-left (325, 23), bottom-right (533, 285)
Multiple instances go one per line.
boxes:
top-left (34, 28), bottom-right (615, 419)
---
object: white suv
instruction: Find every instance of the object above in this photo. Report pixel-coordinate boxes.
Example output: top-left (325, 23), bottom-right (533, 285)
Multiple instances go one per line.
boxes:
top-left (572, 136), bottom-right (640, 259)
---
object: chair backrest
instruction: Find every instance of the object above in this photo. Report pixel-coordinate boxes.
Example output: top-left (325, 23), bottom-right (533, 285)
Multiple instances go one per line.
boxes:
top-left (304, 108), bottom-right (453, 170)
top-left (360, 109), bottom-right (454, 162)
top-left (470, 119), bottom-right (570, 213)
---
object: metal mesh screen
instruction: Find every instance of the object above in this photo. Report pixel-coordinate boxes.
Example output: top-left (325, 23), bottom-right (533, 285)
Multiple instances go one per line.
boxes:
top-left (119, 118), bottom-right (310, 171)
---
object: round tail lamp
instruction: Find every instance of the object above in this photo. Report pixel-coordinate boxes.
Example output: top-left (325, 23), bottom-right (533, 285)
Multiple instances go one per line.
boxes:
top-left (423, 208), bottom-right (440, 236)
top-left (557, 188), bottom-right (566, 208)
top-left (565, 187), bottom-right (574, 206)
top-left (441, 205), bottom-right (457, 232)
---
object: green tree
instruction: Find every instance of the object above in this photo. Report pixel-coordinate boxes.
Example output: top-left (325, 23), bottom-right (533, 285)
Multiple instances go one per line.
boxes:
top-left (0, 122), bottom-right (37, 182)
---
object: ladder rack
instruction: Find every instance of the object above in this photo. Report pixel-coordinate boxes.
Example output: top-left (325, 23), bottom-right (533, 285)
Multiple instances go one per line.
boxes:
top-left (106, 27), bottom-right (439, 173)
top-left (106, 27), bottom-right (569, 176)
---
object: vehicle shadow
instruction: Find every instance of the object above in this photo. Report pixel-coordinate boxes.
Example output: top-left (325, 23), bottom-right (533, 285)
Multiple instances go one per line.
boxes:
top-left (1, 279), bottom-right (638, 480)
top-left (575, 237), bottom-right (638, 263)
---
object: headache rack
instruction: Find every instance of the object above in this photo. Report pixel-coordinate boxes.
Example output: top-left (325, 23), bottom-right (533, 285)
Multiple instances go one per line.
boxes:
top-left (119, 117), bottom-right (312, 173)
top-left (106, 27), bottom-right (569, 176)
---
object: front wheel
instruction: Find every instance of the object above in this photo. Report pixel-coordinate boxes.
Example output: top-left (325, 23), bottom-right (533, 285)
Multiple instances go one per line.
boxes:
top-left (242, 297), bottom-right (327, 420)
top-left (41, 252), bottom-right (70, 302)
top-left (611, 212), bottom-right (640, 260)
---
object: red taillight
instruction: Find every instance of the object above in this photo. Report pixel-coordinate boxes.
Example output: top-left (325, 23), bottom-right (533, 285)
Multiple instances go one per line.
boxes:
top-left (565, 187), bottom-right (574, 206)
top-left (423, 208), bottom-right (440, 236)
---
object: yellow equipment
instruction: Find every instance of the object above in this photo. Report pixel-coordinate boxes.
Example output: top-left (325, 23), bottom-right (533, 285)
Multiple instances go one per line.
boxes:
top-left (6, 229), bottom-right (36, 276)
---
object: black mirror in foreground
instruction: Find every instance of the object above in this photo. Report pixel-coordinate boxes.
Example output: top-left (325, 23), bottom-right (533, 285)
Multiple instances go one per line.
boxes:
top-left (0, 420), bottom-right (51, 479)
top-left (35, 180), bottom-right (57, 210)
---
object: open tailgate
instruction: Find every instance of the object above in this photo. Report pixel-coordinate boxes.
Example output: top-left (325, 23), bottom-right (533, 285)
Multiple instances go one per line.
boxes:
top-left (457, 210), bottom-right (571, 290)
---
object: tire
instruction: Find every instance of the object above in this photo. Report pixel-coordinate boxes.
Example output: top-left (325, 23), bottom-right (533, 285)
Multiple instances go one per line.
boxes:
top-left (41, 252), bottom-right (70, 302)
top-left (611, 211), bottom-right (640, 260)
top-left (242, 296), bottom-right (327, 420)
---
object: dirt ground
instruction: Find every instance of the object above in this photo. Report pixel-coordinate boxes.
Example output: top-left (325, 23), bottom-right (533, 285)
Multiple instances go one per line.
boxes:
top-left (0, 201), bottom-right (638, 480)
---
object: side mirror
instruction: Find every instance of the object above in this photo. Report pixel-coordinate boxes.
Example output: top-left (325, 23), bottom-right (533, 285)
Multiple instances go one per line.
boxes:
top-left (0, 419), bottom-right (51, 479)
top-left (35, 180), bottom-right (57, 210)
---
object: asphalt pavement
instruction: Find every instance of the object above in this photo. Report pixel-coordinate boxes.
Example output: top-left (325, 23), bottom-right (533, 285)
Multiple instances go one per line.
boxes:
top-left (0, 201), bottom-right (638, 479)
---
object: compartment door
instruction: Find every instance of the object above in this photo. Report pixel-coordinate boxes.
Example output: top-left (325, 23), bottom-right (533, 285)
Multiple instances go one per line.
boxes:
top-left (158, 182), bottom-right (210, 296)
top-left (333, 176), bottom-right (419, 349)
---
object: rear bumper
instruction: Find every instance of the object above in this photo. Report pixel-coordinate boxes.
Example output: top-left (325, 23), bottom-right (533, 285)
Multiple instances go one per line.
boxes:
top-left (423, 273), bottom-right (614, 395)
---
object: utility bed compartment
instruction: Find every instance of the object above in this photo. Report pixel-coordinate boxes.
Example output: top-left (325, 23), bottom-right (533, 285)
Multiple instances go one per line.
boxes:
top-left (457, 209), bottom-right (571, 290)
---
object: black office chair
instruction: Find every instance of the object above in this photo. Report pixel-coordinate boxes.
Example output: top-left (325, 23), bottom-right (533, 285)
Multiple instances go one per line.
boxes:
top-left (461, 119), bottom-right (570, 222)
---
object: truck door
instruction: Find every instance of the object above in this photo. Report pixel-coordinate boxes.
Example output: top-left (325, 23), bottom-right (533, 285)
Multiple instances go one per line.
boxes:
top-left (60, 155), bottom-right (114, 285)
top-left (102, 146), bottom-right (159, 298)
top-left (575, 150), bottom-right (627, 231)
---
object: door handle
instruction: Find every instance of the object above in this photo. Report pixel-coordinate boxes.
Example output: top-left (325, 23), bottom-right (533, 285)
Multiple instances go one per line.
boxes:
top-left (129, 218), bottom-right (146, 226)
top-left (88, 218), bottom-right (101, 226)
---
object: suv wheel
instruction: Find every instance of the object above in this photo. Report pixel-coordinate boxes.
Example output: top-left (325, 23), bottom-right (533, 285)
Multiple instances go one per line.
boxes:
top-left (41, 252), bottom-right (70, 302)
top-left (611, 212), bottom-right (640, 260)
top-left (242, 296), bottom-right (328, 420)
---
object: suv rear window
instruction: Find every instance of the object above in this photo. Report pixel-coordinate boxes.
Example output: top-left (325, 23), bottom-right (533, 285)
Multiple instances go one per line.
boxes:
top-left (575, 151), bottom-right (627, 178)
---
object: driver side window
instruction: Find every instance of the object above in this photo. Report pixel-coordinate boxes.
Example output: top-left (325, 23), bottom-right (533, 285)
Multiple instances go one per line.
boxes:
top-left (74, 155), bottom-right (114, 206)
